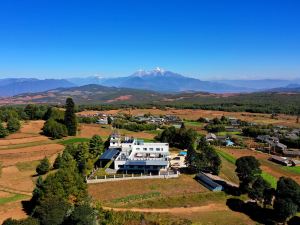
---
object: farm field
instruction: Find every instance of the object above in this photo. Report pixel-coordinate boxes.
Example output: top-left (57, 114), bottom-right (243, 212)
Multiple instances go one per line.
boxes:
top-left (0, 108), bottom-right (300, 224)
top-left (82, 108), bottom-right (300, 128)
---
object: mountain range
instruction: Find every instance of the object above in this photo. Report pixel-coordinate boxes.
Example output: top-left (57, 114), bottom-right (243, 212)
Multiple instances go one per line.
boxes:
top-left (0, 78), bottom-right (74, 97)
top-left (1, 68), bottom-right (300, 97)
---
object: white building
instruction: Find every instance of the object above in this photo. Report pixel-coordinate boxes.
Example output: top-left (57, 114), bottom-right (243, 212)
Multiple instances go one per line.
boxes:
top-left (100, 132), bottom-right (170, 173)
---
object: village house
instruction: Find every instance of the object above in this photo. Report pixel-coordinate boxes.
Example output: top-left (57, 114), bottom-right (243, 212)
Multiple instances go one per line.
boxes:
top-left (99, 132), bottom-right (170, 174)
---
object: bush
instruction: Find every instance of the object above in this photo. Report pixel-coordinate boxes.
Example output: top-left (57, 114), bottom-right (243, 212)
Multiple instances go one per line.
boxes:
top-left (0, 123), bottom-right (9, 138)
top-left (36, 157), bottom-right (50, 175)
top-left (42, 119), bottom-right (67, 139)
top-left (7, 117), bottom-right (21, 133)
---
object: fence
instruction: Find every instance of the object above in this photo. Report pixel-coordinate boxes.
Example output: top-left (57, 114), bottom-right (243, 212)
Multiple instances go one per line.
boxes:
top-left (86, 171), bottom-right (179, 184)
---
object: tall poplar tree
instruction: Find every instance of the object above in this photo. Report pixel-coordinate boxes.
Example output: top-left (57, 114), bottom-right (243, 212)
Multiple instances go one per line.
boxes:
top-left (64, 98), bottom-right (77, 136)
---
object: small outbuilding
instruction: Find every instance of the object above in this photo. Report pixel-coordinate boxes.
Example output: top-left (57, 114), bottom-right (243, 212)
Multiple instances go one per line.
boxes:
top-left (195, 173), bottom-right (223, 192)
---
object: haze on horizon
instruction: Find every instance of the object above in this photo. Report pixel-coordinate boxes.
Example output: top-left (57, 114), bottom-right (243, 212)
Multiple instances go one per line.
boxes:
top-left (0, 0), bottom-right (300, 80)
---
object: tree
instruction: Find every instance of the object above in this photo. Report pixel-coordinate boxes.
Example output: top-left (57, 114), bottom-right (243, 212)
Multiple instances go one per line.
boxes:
top-left (186, 137), bottom-right (221, 175)
top-left (89, 135), bottom-right (103, 157)
top-left (273, 198), bottom-right (298, 222)
top-left (33, 197), bottom-right (71, 225)
top-left (42, 118), bottom-right (67, 139)
top-left (235, 156), bottom-right (262, 193)
top-left (66, 204), bottom-right (96, 225)
top-left (248, 176), bottom-right (271, 204)
top-left (274, 177), bottom-right (300, 220)
top-left (36, 157), bottom-right (50, 175)
top-left (0, 123), bottom-right (9, 138)
top-left (2, 217), bottom-right (40, 225)
top-left (64, 98), bottom-right (77, 136)
top-left (7, 117), bottom-right (21, 133)
top-left (53, 154), bottom-right (62, 169)
top-left (107, 116), bottom-right (113, 124)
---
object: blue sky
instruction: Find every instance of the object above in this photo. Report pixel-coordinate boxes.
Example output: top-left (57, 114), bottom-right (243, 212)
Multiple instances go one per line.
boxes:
top-left (0, 0), bottom-right (300, 80)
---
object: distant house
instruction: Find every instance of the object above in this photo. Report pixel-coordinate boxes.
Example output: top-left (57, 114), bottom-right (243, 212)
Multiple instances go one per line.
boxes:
top-left (225, 139), bottom-right (234, 147)
top-left (271, 142), bottom-right (287, 153)
top-left (283, 150), bottom-right (300, 158)
top-left (195, 173), bottom-right (223, 192)
top-left (205, 133), bottom-right (217, 142)
top-left (269, 155), bottom-right (292, 166)
top-left (228, 117), bottom-right (239, 126)
top-left (97, 117), bottom-right (108, 125)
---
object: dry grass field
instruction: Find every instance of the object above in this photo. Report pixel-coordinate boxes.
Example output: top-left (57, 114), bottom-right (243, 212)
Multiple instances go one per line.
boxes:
top-left (1, 109), bottom-right (299, 224)
top-left (84, 108), bottom-right (300, 128)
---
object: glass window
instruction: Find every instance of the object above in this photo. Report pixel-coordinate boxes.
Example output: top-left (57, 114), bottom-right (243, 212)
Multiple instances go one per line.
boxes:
top-left (149, 148), bottom-right (154, 151)
top-left (136, 148), bottom-right (140, 151)
top-left (143, 148), bottom-right (147, 151)
top-left (156, 148), bottom-right (160, 151)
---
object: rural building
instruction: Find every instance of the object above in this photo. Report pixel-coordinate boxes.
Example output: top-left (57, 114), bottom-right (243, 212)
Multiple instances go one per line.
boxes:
top-left (205, 133), bottom-right (217, 142)
top-left (283, 150), bottom-right (300, 158)
top-left (195, 173), bottom-right (223, 192)
top-left (99, 132), bottom-right (170, 174)
top-left (269, 155), bottom-right (292, 166)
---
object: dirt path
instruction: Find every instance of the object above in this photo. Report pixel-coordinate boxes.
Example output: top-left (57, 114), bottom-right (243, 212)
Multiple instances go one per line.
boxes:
top-left (103, 203), bottom-right (228, 214)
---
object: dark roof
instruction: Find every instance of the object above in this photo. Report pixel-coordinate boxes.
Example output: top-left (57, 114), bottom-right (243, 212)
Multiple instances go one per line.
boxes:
top-left (100, 149), bottom-right (120, 160)
top-left (195, 173), bottom-right (223, 191)
top-left (124, 160), bottom-right (168, 166)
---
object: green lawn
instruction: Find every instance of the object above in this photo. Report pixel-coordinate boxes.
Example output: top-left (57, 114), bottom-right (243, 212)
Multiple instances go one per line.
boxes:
top-left (282, 166), bottom-right (300, 174)
top-left (216, 148), bottom-right (278, 187)
top-left (217, 131), bottom-right (241, 136)
top-left (261, 172), bottom-right (277, 188)
top-left (58, 137), bottom-right (90, 145)
top-left (0, 193), bottom-right (29, 205)
top-left (184, 121), bottom-right (203, 126)
top-left (16, 160), bottom-right (40, 171)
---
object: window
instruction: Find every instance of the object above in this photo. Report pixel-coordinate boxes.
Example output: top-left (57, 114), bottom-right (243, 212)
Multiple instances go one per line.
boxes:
top-left (143, 148), bottom-right (147, 151)
top-left (149, 148), bottom-right (154, 151)
top-left (156, 148), bottom-right (160, 151)
top-left (136, 148), bottom-right (140, 151)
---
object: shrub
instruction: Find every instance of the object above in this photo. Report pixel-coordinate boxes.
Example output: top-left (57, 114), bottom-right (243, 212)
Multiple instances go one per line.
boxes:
top-left (7, 117), bottom-right (21, 133)
top-left (42, 118), bottom-right (67, 139)
top-left (36, 157), bottom-right (50, 175)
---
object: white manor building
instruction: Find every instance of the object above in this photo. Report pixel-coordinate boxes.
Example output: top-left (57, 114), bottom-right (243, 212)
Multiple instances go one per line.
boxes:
top-left (99, 132), bottom-right (170, 173)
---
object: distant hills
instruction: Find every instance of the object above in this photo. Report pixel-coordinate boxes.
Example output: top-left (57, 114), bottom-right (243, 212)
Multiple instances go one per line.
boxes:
top-left (0, 78), bottom-right (75, 96)
top-left (0, 69), bottom-right (299, 97)
top-left (1, 84), bottom-right (300, 108)
top-left (68, 68), bottom-right (251, 93)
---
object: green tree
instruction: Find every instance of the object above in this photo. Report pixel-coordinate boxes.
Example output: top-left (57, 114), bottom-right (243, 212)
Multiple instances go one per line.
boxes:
top-left (7, 117), bottom-right (21, 133)
top-left (235, 156), bottom-right (262, 193)
top-left (66, 204), bottom-right (96, 225)
top-left (42, 118), bottom-right (67, 139)
top-left (64, 98), bottom-right (77, 136)
top-left (0, 123), bottom-right (9, 138)
top-left (273, 198), bottom-right (298, 222)
top-left (248, 176), bottom-right (271, 204)
top-left (36, 157), bottom-right (50, 175)
top-left (89, 135), bottom-right (103, 157)
top-left (34, 197), bottom-right (71, 225)
top-left (53, 154), bottom-right (62, 169)
top-left (2, 217), bottom-right (40, 225)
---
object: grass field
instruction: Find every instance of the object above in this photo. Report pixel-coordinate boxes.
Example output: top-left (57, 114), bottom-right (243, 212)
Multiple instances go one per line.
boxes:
top-left (58, 137), bottom-right (90, 145)
top-left (216, 148), bottom-right (278, 187)
top-left (0, 193), bottom-right (28, 205)
top-left (217, 131), bottom-right (241, 136)
top-left (282, 166), bottom-right (300, 174)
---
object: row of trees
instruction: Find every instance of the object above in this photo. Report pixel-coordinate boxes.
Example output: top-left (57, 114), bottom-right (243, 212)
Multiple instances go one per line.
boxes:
top-left (235, 156), bottom-right (300, 223)
top-left (155, 125), bottom-right (198, 150)
top-left (42, 98), bottom-right (77, 139)
top-left (3, 135), bottom-right (104, 225)
top-left (186, 137), bottom-right (221, 175)
top-left (0, 117), bottom-right (21, 138)
top-left (156, 125), bottom-right (221, 175)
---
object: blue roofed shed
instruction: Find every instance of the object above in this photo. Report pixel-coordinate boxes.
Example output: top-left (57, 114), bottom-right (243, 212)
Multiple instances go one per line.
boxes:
top-left (195, 173), bottom-right (223, 192)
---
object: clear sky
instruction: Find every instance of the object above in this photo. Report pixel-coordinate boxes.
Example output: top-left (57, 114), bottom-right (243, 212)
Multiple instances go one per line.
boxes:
top-left (0, 0), bottom-right (300, 80)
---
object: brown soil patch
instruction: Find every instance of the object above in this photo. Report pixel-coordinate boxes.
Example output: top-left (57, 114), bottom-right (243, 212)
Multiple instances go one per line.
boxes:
top-left (0, 166), bottom-right (35, 193)
top-left (0, 200), bottom-right (28, 224)
top-left (88, 175), bottom-right (206, 201)
top-left (0, 144), bottom-right (64, 166)
top-left (103, 203), bottom-right (227, 214)
top-left (0, 136), bottom-right (49, 146)
top-left (96, 109), bottom-right (300, 128)
top-left (19, 120), bottom-right (44, 134)
top-left (0, 191), bottom-right (13, 198)
top-left (106, 95), bottom-right (132, 103)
